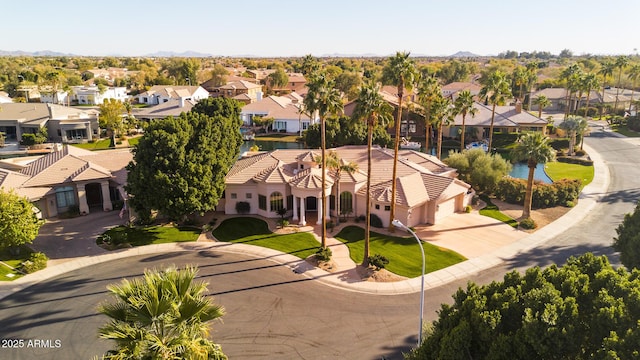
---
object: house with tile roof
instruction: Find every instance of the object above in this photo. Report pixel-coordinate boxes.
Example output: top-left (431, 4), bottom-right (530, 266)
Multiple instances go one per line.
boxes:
top-left (223, 145), bottom-right (472, 228)
top-left (212, 80), bottom-right (263, 104)
top-left (0, 103), bottom-right (99, 143)
top-left (442, 82), bottom-right (482, 97)
top-left (240, 95), bottom-right (316, 134)
top-left (70, 86), bottom-right (128, 105)
top-left (444, 101), bottom-right (548, 141)
top-left (133, 98), bottom-right (197, 121)
top-left (136, 86), bottom-right (209, 106)
top-left (0, 146), bottom-right (132, 218)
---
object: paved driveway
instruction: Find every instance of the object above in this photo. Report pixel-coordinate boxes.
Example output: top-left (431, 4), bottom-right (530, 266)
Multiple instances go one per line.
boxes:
top-left (31, 211), bottom-right (124, 265)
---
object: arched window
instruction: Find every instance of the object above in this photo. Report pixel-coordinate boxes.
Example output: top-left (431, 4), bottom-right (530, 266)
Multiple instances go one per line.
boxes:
top-left (270, 192), bottom-right (283, 212)
top-left (339, 192), bottom-right (353, 216)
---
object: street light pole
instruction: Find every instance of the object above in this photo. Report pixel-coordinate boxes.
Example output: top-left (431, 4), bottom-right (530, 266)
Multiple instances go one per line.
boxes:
top-left (392, 219), bottom-right (425, 345)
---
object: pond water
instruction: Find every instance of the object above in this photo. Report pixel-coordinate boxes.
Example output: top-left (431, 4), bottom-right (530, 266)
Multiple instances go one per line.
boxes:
top-left (509, 162), bottom-right (553, 184)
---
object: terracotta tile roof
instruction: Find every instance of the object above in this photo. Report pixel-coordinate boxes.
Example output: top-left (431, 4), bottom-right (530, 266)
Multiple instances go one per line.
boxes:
top-left (451, 102), bottom-right (547, 127)
top-left (134, 99), bottom-right (196, 118)
top-left (252, 160), bottom-right (294, 183)
top-left (397, 172), bottom-right (430, 206)
top-left (296, 150), bottom-right (320, 162)
top-left (289, 167), bottom-right (333, 190)
top-left (0, 168), bottom-right (31, 189)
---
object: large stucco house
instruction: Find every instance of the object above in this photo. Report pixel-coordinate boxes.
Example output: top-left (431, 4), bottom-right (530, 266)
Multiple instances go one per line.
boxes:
top-left (222, 145), bottom-right (472, 228)
top-left (240, 94), bottom-right (315, 134)
top-left (136, 86), bottom-right (209, 106)
top-left (0, 146), bottom-right (131, 218)
top-left (0, 103), bottom-right (99, 143)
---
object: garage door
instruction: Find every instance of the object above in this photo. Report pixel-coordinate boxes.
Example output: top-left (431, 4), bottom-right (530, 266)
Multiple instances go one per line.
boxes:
top-left (435, 197), bottom-right (456, 222)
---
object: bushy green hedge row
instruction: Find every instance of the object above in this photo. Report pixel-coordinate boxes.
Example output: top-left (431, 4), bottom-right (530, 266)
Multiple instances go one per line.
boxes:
top-left (557, 156), bottom-right (593, 166)
top-left (21, 252), bottom-right (48, 273)
top-left (496, 178), bottom-right (582, 208)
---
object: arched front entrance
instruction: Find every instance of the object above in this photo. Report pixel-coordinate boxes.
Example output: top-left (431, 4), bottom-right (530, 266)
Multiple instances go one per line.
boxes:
top-left (305, 196), bottom-right (317, 211)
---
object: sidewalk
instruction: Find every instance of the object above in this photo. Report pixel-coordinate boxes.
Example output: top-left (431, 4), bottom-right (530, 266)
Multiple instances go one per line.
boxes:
top-left (0, 141), bottom-right (610, 299)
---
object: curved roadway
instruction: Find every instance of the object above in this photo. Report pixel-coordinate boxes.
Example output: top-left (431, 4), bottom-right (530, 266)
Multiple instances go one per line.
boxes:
top-left (0, 126), bottom-right (638, 360)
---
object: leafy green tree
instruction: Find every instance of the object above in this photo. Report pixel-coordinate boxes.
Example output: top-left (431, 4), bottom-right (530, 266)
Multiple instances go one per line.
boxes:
top-left (510, 132), bottom-right (555, 219)
top-left (209, 64), bottom-right (229, 87)
top-left (525, 60), bottom-right (539, 110)
top-left (480, 70), bottom-right (512, 151)
top-left (443, 149), bottom-right (512, 194)
top-left (303, 116), bottom-right (391, 148)
top-left (613, 201), bottom-right (640, 269)
top-left (453, 90), bottom-right (478, 151)
top-left (192, 97), bottom-right (244, 120)
top-left (98, 266), bottom-right (227, 360)
top-left (126, 105), bottom-right (242, 222)
top-left (99, 98), bottom-right (126, 147)
top-left (430, 93), bottom-right (455, 159)
top-left (334, 71), bottom-right (362, 101)
top-left (352, 80), bottom-right (394, 265)
top-left (559, 116), bottom-right (587, 156)
top-left (267, 67), bottom-right (289, 91)
top-left (382, 51), bottom-right (418, 231)
top-left (436, 59), bottom-right (472, 84)
top-left (579, 72), bottom-right (599, 117)
top-left (598, 59), bottom-right (615, 115)
top-left (512, 65), bottom-right (528, 101)
top-left (0, 189), bottom-right (44, 253)
top-left (303, 71), bottom-right (343, 248)
top-left (560, 63), bottom-right (583, 119)
top-left (406, 253), bottom-right (640, 360)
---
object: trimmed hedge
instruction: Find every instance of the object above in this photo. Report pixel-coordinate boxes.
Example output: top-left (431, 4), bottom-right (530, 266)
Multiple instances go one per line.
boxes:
top-left (497, 177), bottom-right (582, 208)
top-left (557, 156), bottom-right (593, 166)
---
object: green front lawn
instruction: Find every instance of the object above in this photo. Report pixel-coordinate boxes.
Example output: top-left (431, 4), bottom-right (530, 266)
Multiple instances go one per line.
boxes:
top-left (212, 217), bottom-right (319, 259)
top-left (611, 124), bottom-right (640, 137)
top-left (334, 226), bottom-right (466, 278)
top-left (127, 137), bottom-right (140, 147)
top-left (0, 246), bottom-right (33, 281)
top-left (99, 225), bottom-right (201, 248)
top-left (479, 195), bottom-right (519, 227)
top-left (71, 139), bottom-right (112, 150)
top-left (546, 161), bottom-right (594, 186)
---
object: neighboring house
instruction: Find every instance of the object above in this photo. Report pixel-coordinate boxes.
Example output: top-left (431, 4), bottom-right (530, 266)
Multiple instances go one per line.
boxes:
top-left (40, 89), bottom-right (69, 105)
top-left (201, 75), bottom-right (258, 95)
top-left (212, 80), bottom-right (263, 102)
top-left (0, 103), bottom-right (99, 143)
top-left (269, 73), bottom-right (307, 95)
top-left (0, 91), bottom-right (12, 103)
top-left (71, 86), bottom-right (128, 105)
top-left (444, 101), bottom-right (547, 140)
top-left (82, 68), bottom-right (136, 84)
top-left (0, 146), bottom-right (132, 218)
top-left (246, 69), bottom-right (276, 82)
top-left (136, 86), bottom-right (209, 105)
top-left (240, 95), bottom-right (315, 134)
top-left (133, 98), bottom-right (197, 121)
top-left (223, 145), bottom-right (472, 228)
top-left (442, 82), bottom-right (482, 98)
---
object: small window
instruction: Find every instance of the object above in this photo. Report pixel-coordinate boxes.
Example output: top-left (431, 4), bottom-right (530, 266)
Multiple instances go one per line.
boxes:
top-left (375, 204), bottom-right (380, 210)
top-left (384, 205), bottom-right (391, 211)
top-left (230, 193), bottom-right (237, 199)
top-left (300, 164), bottom-right (304, 169)
top-left (246, 193), bottom-right (252, 199)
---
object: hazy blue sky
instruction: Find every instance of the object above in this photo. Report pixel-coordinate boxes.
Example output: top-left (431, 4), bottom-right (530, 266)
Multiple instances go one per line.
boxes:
top-left (3, 0), bottom-right (639, 57)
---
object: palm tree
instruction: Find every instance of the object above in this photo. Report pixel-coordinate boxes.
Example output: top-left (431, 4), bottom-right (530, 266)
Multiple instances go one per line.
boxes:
top-left (512, 66), bottom-right (528, 101)
top-left (316, 151), bottom-right (358, 224)
top-left (580, 73), bottom-right (599, 117)
top-left (381, 51), bottom-right (418, 231)
top-left (511, 132), bottom-right (555, 219)
top-left (533, 95), bottom-right (551, 119)
top-left (98, 266), bottom-right (227, 360)
top-left (304, 70), bottom-right (343, 248)
top-left (627, 64), bottom-right (640, 113)
top-left (352, 80), bottom-right (394, 266)
top-left (431, 94), bottom-right (455, 159)
top-left (614, 55), bottom-right (629, 112)
top-left (558, 116), bottom-right (585, 156)
top-left (479, 70), bottom-right (512, 151)
top-left (416, 73), bottom-right (441, 154)
top-left (598, 59), bottom-right (615, 114)
top-left (525, 60), bottom-right (539, 110)
top-left (560, 64), bottom-right (582, 119)
top-left (453, 90), bottom-right (477, 151)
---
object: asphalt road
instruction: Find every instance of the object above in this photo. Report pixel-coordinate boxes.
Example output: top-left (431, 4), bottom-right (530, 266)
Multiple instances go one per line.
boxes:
top-left (0, 124), bottom-right (638, 360)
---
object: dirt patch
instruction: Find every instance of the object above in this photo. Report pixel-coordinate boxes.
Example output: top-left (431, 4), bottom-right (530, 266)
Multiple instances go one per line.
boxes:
top-left (491, 199), bottom-right (573, 233)
top-left (356, 265), bottom-right (408, 282)
top-left (306, 256), bottom-right (337, 273)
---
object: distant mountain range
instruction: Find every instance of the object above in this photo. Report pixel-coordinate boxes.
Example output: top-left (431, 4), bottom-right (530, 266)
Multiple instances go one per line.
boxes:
top-left (0, 49), bottom-right (483, 58)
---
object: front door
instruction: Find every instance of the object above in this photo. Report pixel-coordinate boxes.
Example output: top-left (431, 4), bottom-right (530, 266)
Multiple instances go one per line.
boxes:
top-left (305, 196), bottom-right (317, 211)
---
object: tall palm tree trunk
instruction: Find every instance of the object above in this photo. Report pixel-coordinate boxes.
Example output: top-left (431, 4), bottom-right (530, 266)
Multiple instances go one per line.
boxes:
top-left (437, 122), bottom-right (444, 159)
top-left (364, 122), bottom-right (373, 266)
top-left (321, 116), bottom-right (327, 248)
top-left (424, 103), bottom-right (432, 154)
top-left (488, 104), bottom-right (497, 151)
top-left (523, 160), bottom-right (536, 219)
top-left (389, 91), bottom-right (403, 231)
top-left (460, 115), bottom-right (466, 152)
top-left (335, 171), bottom-right (341, 225)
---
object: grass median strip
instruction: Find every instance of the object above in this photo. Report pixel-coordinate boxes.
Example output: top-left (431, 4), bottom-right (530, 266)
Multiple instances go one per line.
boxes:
top-left (479, 195), bottom-right (519, 228)
top-left (98, 225), bottom-right (201, 248)
top-left (334, 226), bottom-right (466, 278)
top-left (212, 217), bottom-right (319, 260)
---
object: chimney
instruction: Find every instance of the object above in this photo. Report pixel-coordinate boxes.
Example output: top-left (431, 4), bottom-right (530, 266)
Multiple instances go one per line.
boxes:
top-left (515, 100), bottom-right (522, 114)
